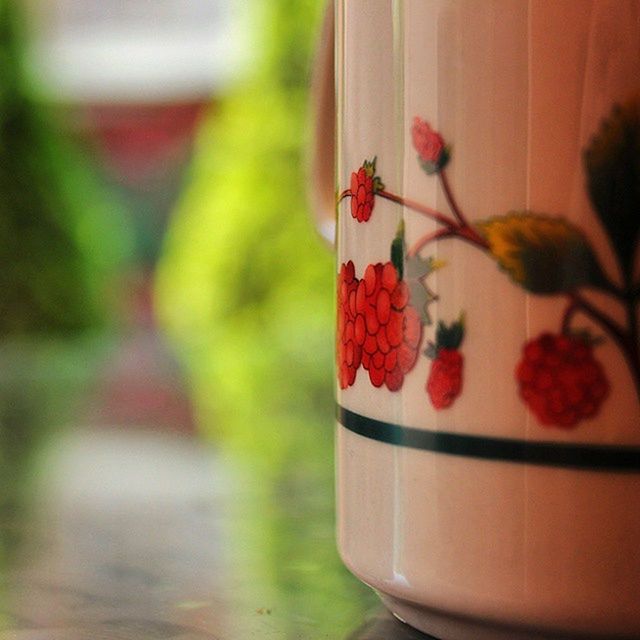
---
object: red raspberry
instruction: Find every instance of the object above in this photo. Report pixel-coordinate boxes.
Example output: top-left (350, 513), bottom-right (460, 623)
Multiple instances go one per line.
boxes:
top-left (424, 316), bottom-right (465, 409)
top-left (350, 167), bottom-right (375, 222)
top-left (516, 332), bottom-right (609, 428)
top-left (411, 117), bottom-right (449, 174)
top-left (426, 348), bottom-right (463, 409)
top-left (355, 262), bottom-right (422, 391)
top-left (337, 261), bottom-right (361, 389)
top-left (349, 158), bottom-right (384, 223)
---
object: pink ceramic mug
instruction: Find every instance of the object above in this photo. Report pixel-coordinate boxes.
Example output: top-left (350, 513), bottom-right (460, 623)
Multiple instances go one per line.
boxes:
top-left (312, 1), bottom-right (640, 638)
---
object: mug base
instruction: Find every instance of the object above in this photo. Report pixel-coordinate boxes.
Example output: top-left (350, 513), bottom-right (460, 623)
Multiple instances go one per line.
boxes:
top-left (378, 593), bottom-right (636, 640)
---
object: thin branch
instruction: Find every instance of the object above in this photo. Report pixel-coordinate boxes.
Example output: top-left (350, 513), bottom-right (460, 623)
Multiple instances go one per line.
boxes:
top-left (407, 224), bottom-right (489, 257)
top-left (407, 228), bottom-right (456, 257)
top-left (568, 292), bottom-right (628, 348)
top-left (337, 189), bottom-right (351, 204)
top-left (377, 190), bottom-right (456, 229)
top-left (439, 170), bottom-right (467, 226)
top-left (567, 292), bottom-right (640, 400)
top-left (457, 224), bottom-right (490, 250)
top-left (561, 299), bottom-right (580, 335)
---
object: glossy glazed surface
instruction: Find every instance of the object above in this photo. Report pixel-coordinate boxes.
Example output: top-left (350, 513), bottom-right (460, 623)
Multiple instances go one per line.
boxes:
top-left (335, 1), bottom-right (640, 636)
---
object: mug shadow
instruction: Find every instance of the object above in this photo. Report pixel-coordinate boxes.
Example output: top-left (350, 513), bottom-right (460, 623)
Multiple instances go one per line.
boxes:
top-left (347, 609), bottom-right (438, 640)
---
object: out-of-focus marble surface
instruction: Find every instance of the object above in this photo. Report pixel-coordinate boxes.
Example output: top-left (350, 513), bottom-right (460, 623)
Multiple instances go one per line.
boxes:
top-left (0, 427), bottom-right (434, 640)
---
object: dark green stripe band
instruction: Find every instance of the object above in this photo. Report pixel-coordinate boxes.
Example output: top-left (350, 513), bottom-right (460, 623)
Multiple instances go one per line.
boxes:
top-left (337, 405), bottom-right (640, 472)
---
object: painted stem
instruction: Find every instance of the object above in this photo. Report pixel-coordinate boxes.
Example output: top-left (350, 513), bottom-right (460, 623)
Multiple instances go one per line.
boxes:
top-left (569, 292), bottom-right (627, 347)
top-left (407, 228), bottom-right (456, 257)
top-left (568, 292), bottom-right (640, 400)
top-left (626, 298), bottom-right (640, 399)
top-left (439, 170), bottom-right (467, 226)
top-left (458, 224), bottom-right (490, 250)
top-left (561, 299), bottom-right (580, 335)
top-left (377, 190), bottom-right (456, 229)
top-left (337, 189), bottom-right (351, 204)
top-left (408, 224), bottom-right (489, 256)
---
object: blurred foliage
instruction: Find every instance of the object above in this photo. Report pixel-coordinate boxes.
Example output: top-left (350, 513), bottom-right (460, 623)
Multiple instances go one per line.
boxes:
top-left (157, 0), bottom-right (376, 632)
top-left (157, 0), bottom-right (334, 465)
top-left (0, 0), bottom-right (132, 560)
top-left (0, 0), bottom-right (133, 335)
top-left (0, 334), bottom-right (113, 559)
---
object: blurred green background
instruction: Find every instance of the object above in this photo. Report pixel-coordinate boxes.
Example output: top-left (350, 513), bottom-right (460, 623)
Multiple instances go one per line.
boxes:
top-left (0, 0), bottom-right (376, 633)
top-left (156, 0), bottom-right (335, 472)
top-left (0, 0), bottom-right (134, 519)
top-left (157, 0), bottom-right (372, 638)
top-left (156, 1), bottom-right (361, 628)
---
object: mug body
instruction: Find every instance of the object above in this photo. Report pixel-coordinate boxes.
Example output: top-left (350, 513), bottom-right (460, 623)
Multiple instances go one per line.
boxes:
top-left (335, 1), bottom-right (640, 638)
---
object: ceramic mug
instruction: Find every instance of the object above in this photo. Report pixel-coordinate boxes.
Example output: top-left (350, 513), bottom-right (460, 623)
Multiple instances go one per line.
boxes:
top-left (311, 1), bottom-right (640, 638)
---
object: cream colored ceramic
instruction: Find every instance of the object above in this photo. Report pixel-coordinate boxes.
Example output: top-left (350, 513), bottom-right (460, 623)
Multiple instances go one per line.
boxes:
top-left (315, 1), bottom-right (640, 638)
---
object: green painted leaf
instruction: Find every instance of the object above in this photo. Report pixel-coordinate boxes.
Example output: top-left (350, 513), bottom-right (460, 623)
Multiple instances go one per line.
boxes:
top-left (584, 98), bottom-right (640, 280)
top-left (435, 315), bottom-right (465, 351)
top-left (478, 212), bottom-right (607, 295)
top-left (390, 220), bottom-right (405, 280)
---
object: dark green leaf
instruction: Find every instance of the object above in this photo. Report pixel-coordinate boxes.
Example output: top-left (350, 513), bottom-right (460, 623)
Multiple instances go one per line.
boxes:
top-left (390, 236), bottom-right (404, 280)
top-left (584, 98), bottom-right (640, 280)
top-left (478, 212), bottom-right (608, 295)
top-left (435, 317), bottom-right (464, 351)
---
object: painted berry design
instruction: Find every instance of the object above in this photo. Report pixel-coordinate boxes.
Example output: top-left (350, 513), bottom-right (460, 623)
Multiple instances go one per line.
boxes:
top-left (337, 260), bottom-right (362, 389)
top-left (349, 158), bottom-right (384, 222)
top-left (337, 254), bottom-right (423, 391)
top-left (356, 262), bottom-right (422, 390)
top-left (339, 99), bottom-right (640, 429)
top-left (411, 116), bottom-right (450, 174)
top-left (427, 350), bottom-right (463, 409)
top-left (425, 318), bottom-right (465, 409)
top-left (516, 333), bottom-right (609, 428)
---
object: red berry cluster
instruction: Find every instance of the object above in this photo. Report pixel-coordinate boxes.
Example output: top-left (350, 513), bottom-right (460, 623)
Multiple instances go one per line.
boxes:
top-left (337, 260), bottom-right (422, 391)
top-left (350, 166), bottom-right (375, 222)
top-left (426, 348), bottom-right (463, 409)
top-left (337, 261), bottom-right (362, 389)
top-left (516, 332), bottom-right (609, 428)
top-left (411, 116), bottom-right (449, 174)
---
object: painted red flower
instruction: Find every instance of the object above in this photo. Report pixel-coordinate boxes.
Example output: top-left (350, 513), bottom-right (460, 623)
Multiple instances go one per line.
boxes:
top-left (337, 260), bottom-right (361, 389)
top-left (516, 333), bottom-right (609, 428)
top-left (354, 261), bottom-right (422, 391)
top-left (411, 117), bottom-right (449, 174)
top-left (349, 158), bottom-right (384, 222)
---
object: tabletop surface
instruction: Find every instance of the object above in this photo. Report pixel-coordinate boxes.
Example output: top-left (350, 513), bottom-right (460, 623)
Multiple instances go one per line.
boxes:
top-left (0, 424), bottom-right (435, 640)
